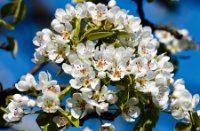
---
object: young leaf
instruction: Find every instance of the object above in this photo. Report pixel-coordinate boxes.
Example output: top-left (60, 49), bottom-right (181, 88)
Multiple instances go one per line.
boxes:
top-left (57, 68), bottom-right (64, 76)
top-left (36, 112), bottom-right (59, 131)
top-left (59, 86), bottom-right (71, 99)
top-left (67, 115), bottom-right (80, 128)
top-left (36, 112), bottom-right (50, 128)
top-left (0, 19), bottom-right (14, 30)
top-left (1, 2), bottom-right (16, 18)
top-left (13, 0), bottom-right (26, 25)
top-left (192, 112), bottom-right (200, 127)
top-left (73, 18), bottom-right (81, 43)
top-left (7, 37), bottom-right (18, 58)
top-left (86, 32), bottom-right (116, 41)
top-left (134, 103), bottom-right (160, 131)
top-left (175, 122), bottom-right (192, 131)
top-left (0, 108), bottom-right (7, 127)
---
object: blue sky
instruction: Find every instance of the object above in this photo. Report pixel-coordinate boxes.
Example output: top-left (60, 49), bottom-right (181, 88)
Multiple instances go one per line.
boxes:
top-left (0, 0), bottom-right (200, 130)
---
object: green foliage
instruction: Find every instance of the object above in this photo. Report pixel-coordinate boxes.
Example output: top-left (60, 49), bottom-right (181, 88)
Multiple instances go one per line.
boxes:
top-left (86, 32), bottom-right (116, 41)
top-left (175, 112), bottom-right (200, 131)
top-left (73, 18), bottom-right (81, 44)
top-left (7, 36), bottom-right (18, 58)
top-left (192, 112), bottom-right (200, 128)
top-left (36, 112), bottom-right (59, 131)
top-left (134, 103), bottom-right (160, 131)
top-left (13, 0), bottom-right (26, 25)
top-left (0, 19), bottom-right (14, 30)
top-left (0, 0), bottom-right (26, 26)
top-left (0, 0), bottom-right (26, 59)
top-left (0, 107), bottom-right (7, 127)
top-left (175, 122), bottom-right (192, 131)
top-left (59, 86), bottom-right (71, 99)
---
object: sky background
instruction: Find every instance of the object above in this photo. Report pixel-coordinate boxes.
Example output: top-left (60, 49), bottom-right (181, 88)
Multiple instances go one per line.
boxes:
top-left (0, 0), bottom-right (200, 130)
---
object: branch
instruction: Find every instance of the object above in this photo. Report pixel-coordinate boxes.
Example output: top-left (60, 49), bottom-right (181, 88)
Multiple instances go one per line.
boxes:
top-left (80, 110), bottom-right (121, 126)
top-left (133, 0), bottom-right (200, 50)
top-left (133, 0), bottom-right (183, 39)
top-left (0, 44), bottom-right (9, 51)
top-left (0, 62), bottom-right (46, 105)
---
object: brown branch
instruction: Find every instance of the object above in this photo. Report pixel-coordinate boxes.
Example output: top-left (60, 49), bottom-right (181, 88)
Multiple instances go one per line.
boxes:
top-left (0, 44), bottom-right (10, 51)
top-left (80, 110), bottom-right (121, 126)
top-left (133, 0), bottom-right (183, 39)
top-left (0, 62), bottom-right (47, 106)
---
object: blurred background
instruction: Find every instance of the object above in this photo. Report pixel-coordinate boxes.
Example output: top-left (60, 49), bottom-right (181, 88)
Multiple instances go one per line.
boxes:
top-left (0, 0), bottom-right (200, 130)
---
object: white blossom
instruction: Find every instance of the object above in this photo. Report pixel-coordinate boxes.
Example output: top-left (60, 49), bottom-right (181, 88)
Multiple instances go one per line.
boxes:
top-left (37, 91), bottom-right (60, 113)
top-left (99, 123), bottom-right (115, 131)
top-left (66, 93), bottom-right (93, 119)
top-left (121, 97), bottom-right (140, 122)
top-left (15, 73), bottom-right (37, 92)
top-left (3, 101), bottom-right (23, 122)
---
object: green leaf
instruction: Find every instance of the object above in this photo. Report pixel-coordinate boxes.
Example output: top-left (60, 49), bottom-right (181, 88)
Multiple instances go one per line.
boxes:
top-left (0, 107), bottom-right (7, 127)
top-left (7, 37), bottom-right (18, 58)
top-left (57, 68), bottom-right (64, 76)
top-left (192, 112), bottom-right (200, 127)
top-left (117, 31), bottom-right (132, 37)
top-left (0, 107), bottom-right (7, 113)
top-left (36, 112), bottom-right (59, 131)
top-left (1, 3), bottom-right (16, 18)
top-left (86, 32), bottom-right (116, 41)
top-left (175, 122), bottom-right (192, 131)
top-left (36, 112), bottom-right (50, 127)
top-left (59, 86), bottom-right (71, 99)
top-left (134, 103), bottom-right (160, 131)
top-left (80, 26), bottom-right (99, 42)
top-left (13, 0), bottom-right (26, 25)
top-left (0, 19), bottom-right (14, 30)
top-left (67, 115), bottom-right (80, 128)
top-left (73, 18), bottom-right (81, 43)
top-left (43, 122), bottom-right (59, 131)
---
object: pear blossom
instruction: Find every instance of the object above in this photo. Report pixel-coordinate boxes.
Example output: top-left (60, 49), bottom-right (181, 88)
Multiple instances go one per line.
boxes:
top-left (53, 116), bottom-right (70, 128)
top-left (62, 59), bottom-right (94, 78)
top-left (121, 97), bottom-right (140, 122)
top-left (27, 99), bottom-right (36, 107)
top-left (66, 93), bottom-right (93, 119)
top-left (108, 0), bottom-right (116, 8)
top-left (33, 28), bottom-right (53, 46)
top-left (5, 1), bottom-right (200, 131)
top-left (37, 91), bottom-right (60, 113)
top-left (77, 41), bottom-right (95, 59)
top-left (37, 71), bottom-right (60, 94)
top-left (99, 123), bottom-right (115, 131)
top-left (3, 101), bottom-right (23, 122)
top-left (170, 79), bottom-right (200, 119)
top-left (15, 73), bottom-right (37, 92)
top-left (155, 30), bottom-right (174, 44)
top-left (83, 127), bottom-right (93, 131)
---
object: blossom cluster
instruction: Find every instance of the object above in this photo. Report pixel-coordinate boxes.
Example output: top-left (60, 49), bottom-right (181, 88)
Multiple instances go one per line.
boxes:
top-left (155, 29), bottom-right (192, 54)
top-left (2, 1), bottom-right (200, 131)
top-left (3, 72), bottom-right (61, 122)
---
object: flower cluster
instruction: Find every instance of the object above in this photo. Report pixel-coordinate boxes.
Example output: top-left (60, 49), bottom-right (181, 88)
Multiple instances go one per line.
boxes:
top-left (4, 72), bottom-right (61, 122)
top-left (155, 29), bottom-right (192, 54)
top-left (170, 79), bottom-right (199, 119)
top-left (2, 1), bottom-right (200, 131)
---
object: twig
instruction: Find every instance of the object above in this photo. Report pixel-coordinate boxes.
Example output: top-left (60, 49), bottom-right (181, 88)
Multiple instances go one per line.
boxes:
top-left (133, 0), bottom-right (183, 39)
top-left (80, 110), bottom-right (121, 126)
top-left (0, 62), bottom-right (46, 105)
top-left (0, 44), bottom-right (9, 51)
